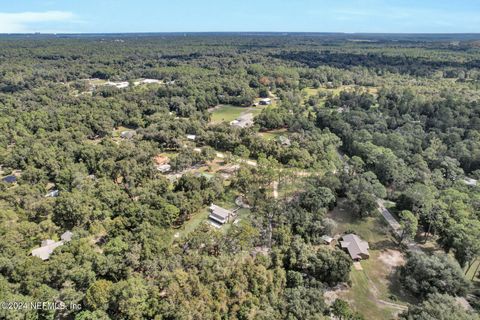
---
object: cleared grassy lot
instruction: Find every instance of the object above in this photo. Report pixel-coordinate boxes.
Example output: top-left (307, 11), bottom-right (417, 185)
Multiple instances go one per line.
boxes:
top-left (210, 105), bottom-right (264, 123)
top-left (327, 199), bottom-right (414, 319)
top-left (303, 85), bottom-right (379, 99)
top-left (258, 128), bottom-right (288, 140)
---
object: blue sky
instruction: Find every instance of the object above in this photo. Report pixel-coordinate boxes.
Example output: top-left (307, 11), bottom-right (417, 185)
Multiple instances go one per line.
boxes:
top-left (1, 0), bottom-right (479, 34)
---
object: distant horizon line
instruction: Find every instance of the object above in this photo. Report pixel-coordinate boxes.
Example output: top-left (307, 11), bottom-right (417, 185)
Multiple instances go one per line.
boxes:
top-left (1, 31), bottom-right (480, 36)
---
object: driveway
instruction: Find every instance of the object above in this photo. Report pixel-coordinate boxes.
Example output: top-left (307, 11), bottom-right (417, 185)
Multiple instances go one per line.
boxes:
top-left (377, 199), bottom-right (421, 252)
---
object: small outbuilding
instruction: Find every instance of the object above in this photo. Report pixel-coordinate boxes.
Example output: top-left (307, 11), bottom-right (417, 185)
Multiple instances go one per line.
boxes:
top-left (157, 164), bottom-right (172, 173)
top-left (45, 190), bottom-right (59, 198)
top-left (321, 235), bottom-right (335, 245)
top-left (340, 234), bottom-right (370, 261)
top-left (259, 98), bottom-right (272, 105)
top-left (1, 175), bottom-right (17, 183)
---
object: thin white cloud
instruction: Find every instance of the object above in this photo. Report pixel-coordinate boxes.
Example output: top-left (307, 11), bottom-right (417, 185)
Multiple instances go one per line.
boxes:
top-left (0, 11), bottom-right (75, 33)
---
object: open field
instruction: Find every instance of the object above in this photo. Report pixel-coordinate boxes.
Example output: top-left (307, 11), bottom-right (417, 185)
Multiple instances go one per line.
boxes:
top-left (303, 85), bottom-right (379, 99)
top-left (210, 104), bottom-right (264, 123)
top-left (258, 128), bottom-right (288, 140)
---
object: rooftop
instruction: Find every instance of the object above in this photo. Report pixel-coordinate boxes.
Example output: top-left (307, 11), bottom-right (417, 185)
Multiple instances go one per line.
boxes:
top-left (2, 175), bottom-right (17, 183)
top-left (31, 231), bottom-right (73, 261)
top-left (209, 204), bottom-right (232, 224)
top-left (340, 234), bottom-right (369, 260)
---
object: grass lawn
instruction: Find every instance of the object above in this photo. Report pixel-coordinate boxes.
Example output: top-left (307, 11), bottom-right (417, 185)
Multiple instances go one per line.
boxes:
top-left (176, 208), bottom-right (211, 239)
top-left (210, 104), bottom-right (264, 123)
top-left (303, 87), bottom-right (321, 97)
top-left (303, 85), bottom-right (379, 100)
top-left (328, 199), bottom-right (414, 319)
top-left (258, 128), bottom-right (287, 140)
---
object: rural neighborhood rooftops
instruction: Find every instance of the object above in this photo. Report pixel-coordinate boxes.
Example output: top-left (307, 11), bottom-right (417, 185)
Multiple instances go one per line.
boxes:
top-left (209, 204), bottom-right (233, 225)
top-left (31, 231), bottom-right (73, 261)
top-left (340, 234), bottom-right (370, 260)
top-left (2, 175), bottom-right (17, 183)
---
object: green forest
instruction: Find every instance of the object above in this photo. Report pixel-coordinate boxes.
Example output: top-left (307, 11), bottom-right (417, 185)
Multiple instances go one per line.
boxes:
top-left (0, 34), bottom-right (479, 319)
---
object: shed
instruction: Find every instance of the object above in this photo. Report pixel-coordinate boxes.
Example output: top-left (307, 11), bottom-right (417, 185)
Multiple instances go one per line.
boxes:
top-left (157, 164), bottom-right (172, 173)
top-left (321, 235), bottom-right (334, 245)
top-left (186, 134), bottom-right (197, 141)
top-left (45, 190), bottom-right (59, 198)
top-left (259, 98), bottom-right (272, 105)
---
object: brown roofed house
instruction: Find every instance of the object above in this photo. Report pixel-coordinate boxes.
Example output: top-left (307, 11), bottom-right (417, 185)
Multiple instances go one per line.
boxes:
top-left (340, 234), bottom-right (370, 261)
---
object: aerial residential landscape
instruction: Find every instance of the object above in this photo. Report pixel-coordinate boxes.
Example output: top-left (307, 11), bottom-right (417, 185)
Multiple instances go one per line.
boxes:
top-left (0, 1), bottom-right (479, 320)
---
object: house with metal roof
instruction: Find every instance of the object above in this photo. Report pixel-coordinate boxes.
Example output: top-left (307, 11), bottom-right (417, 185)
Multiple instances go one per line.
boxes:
top-left (208, 204), bottom-right (235, 225)
top-left (31, 231), bottom-right (73, 261)
top-left (340, 234), bottom-right (370, 260)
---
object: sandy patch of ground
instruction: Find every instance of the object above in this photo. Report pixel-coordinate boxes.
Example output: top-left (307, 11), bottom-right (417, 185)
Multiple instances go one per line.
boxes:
top-left (323, 283), bottom-right (350, 305)
top-left (378, 249), bottom-right (405, 271)
top-left (353, 262), bottom-right (363, 270)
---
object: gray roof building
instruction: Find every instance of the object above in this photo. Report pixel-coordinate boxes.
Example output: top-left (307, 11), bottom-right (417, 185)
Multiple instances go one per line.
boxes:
top-left (209, 204), bottom-right (234, 225)
top-left (31, 231), bottom-right (73, 261)
top-left (340, 234), bottom-right (370, 260)
top-left (321, 235), bottom-right (334, 244)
